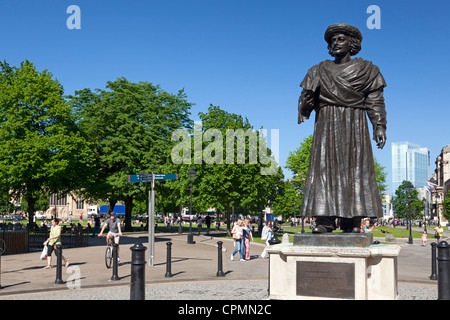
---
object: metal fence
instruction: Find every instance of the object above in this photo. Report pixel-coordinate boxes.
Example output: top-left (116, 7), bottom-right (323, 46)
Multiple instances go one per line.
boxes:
top-left (0, 228), bottom-right (89, 254)
top-left (0, 230), bottom-right (28, 255)
top-left (28, 228), bottom-right (89, 251)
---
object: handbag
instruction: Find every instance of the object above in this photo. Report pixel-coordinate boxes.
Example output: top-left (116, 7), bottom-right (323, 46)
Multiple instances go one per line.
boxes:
top-left (434, 231), bottom-right (439, 238)
top-left (40, 245), bottom-right (48, 260)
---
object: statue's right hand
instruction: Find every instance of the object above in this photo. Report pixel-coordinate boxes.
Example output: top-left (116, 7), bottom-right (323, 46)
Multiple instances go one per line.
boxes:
top-left (298, 90), bottom-right (316, 123)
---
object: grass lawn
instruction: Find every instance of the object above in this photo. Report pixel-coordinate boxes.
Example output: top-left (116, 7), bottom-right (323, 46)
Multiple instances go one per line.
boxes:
top-left (10, 219), bottom-right (437, 245)
top-left (280, 225), bottom-right (432, 239)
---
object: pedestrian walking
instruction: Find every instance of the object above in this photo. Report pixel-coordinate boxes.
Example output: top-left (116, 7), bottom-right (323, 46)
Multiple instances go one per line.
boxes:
top-left (92, 215), bottom-right (101, 237)
top-left (231, 219), bottom-right (245, 261)
top-left (434, 225), bottom-right (444, 242)
top-left (197, 217), bottom-right (202, 235)
top-left (243, 219), bottom-right (254, 260)
top-left (43, 218), bottom-right (69, 269)
top-left (205, 214), bottom-right (211, 235)
top-left (422, 230), bottom-right (427, 246)
top-left (260, 221), bottom-right (273, 259)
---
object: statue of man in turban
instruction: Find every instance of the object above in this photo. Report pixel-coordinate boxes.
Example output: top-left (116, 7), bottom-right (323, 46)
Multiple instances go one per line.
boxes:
top-left (298, 23), bottom-right (387, 233)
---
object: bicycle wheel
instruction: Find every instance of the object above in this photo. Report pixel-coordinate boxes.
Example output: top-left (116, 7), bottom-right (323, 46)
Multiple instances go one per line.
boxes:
top-left (105, 245), bottom-right (113, 269)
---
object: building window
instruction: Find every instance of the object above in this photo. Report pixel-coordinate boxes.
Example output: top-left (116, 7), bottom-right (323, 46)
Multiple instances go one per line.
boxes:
top-left (49, 193), bottom-right (67, 206)
top-left (76, 199), bottom-right (84, 210)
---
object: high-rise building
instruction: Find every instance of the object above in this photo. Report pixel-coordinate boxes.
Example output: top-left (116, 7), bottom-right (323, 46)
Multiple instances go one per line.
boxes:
top-left (391, 141), bottom-right (430, 193)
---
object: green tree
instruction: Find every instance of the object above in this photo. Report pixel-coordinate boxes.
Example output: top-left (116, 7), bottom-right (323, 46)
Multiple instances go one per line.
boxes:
top-left (374, 157), bottom-right (388, 195)
top-left (392, 181), bottom-right (425, 220)
top-left (162, 105), bottom-right (284, 235)
top-left (271, 179), bottom-right (302, 218)
top-left (0, 60), bottom-right (92, 226)
top-left (285, 135), bottom-right (312, 187)
top-left (70, 78), bottom-right (193, 230)
top-left (20, 189), bottom-right (50, 213)
top-left (442, 190), bottom-right (450, 222)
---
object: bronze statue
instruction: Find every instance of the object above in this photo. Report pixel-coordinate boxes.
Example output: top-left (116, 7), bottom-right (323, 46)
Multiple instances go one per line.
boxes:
top-left (298, 23), bottom-right (386, 233)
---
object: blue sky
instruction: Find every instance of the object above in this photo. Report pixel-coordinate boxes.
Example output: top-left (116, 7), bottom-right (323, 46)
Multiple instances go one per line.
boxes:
top-left (1, 0), bottom-right (449, 195)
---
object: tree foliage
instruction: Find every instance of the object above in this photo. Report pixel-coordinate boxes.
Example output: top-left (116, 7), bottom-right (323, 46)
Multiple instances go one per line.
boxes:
top-left (374, 157), bottom-right (388, 195)
top-left (69, 77), bottom-right (193, 230)
top-left (392, 181), bottom-right (425, 220)
top-left (161, 105), bottom-right (284, 235)
top-left (0, 60), bottom-right (92, 225)
top-left (285, 135), bottom-right (312, 186)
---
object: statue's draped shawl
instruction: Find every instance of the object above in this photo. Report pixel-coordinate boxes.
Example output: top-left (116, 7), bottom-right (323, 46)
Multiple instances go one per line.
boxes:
top-left (299, 58), bottom-right (386, 218)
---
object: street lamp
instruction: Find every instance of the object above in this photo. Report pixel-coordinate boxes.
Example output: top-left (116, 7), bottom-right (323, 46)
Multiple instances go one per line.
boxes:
top-left (293, 200), bottom-right (296, 227)
top-left (405, 182), bottom-right (414, 244)
top-left (422, 197), bottom-right (428, 232)
top-left (436, 194), bottom-right (441, 226)
top-left (187, 167), bottom-right (196, 244)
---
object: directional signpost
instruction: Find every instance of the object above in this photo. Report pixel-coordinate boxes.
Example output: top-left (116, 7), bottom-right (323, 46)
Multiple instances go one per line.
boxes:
top-left (128, 173), bottom-right (178, 183)
top-left (127, 173), bottom-right (178, 266)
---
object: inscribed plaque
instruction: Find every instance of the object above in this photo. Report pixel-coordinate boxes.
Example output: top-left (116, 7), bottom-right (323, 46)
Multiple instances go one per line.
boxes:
top-left (296, 261), bottom-right (355, 299)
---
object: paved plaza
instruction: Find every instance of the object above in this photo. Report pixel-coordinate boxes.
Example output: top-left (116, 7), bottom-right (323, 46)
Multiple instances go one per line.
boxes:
top-left (0, 228), bottom-right (447, 301)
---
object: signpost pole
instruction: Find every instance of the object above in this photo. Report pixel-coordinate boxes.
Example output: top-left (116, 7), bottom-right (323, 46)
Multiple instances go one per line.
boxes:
top-left (128, 172), bottom-right (177, 267)
top-left (149, 172), bottom-right (155, 266)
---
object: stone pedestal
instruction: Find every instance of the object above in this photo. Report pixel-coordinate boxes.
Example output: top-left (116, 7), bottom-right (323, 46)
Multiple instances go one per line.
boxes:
top-left (267, 234), bottom-right (401, 300)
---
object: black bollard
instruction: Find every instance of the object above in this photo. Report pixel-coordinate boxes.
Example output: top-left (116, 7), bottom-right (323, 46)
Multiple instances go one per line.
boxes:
top-left (0, 253), bottom-right (2, 290)
top-left (165, 242), bottom-right (173, 278)
top-left (217, 241), bottom-right (225, 277)
top-left (437, 241), bottom-right (450, 300)
top-left (0, 239), bottom-right (5, 289)
top-left (130, 243), bottom-right (147, 300)
top-left (111, 243), bottom-right (120, 281)
top-left (55, 244), bottom-right (64, 284)
top-left (430, 242), bottom-right (438, 280)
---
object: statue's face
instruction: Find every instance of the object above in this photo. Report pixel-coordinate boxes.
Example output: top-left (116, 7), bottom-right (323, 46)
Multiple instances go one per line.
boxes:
top-left (330, 33), bottom-right (350, 57)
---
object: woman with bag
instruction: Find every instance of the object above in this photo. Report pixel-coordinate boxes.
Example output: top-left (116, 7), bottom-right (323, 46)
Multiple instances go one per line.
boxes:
top-left (43, 218), bottom-right (69, 269)
top-left (435, 224), bottom-right (444, 242)
top-left (231, 219), bottom-right (245, 261)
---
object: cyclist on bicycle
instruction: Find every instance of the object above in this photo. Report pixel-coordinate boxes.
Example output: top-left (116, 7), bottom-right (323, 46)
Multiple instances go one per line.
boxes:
top-left (98, 212), bottom-right (123, 261)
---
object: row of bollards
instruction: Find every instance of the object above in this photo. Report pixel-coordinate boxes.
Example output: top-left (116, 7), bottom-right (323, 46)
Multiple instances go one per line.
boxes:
top-left (430, 241), bottom-right (450, 300)
top-left (129, 241), bottom-right (226, 300)
top-left (43, 240), bottom-right (227, 300)
top-left (162, 241), bottom-right (225, 279)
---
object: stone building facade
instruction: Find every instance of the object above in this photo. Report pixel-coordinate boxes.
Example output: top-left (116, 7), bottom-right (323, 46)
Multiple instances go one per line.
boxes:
top-left (430, 144), bottom-right (450, 226)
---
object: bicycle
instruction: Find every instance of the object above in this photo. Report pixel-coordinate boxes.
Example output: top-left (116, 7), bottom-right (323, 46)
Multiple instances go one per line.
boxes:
top-left (99, 232), bottom-right (121, 269)
top-left (105, 235), bottom-right (114, 269)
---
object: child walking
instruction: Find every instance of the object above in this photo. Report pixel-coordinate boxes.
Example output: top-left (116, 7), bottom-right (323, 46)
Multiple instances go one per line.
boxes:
top-left (421, 230), bottom-right (427, 246)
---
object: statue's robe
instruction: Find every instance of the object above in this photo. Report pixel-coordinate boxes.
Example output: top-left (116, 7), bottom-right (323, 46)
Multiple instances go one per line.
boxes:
top-left (298, 58), bottom-right (387, 219)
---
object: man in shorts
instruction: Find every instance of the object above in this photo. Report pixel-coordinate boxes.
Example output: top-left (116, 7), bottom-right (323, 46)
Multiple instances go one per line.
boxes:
top-left (98, 212), bottom-right (123, 261)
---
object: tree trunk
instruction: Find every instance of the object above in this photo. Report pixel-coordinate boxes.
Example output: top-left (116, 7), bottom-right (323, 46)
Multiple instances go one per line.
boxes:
top-left (107, 198), bottom-right (116, 216)
top-left (226, 201), bottom-right (232, 237)
top-left (124, 195), bottom-right (133, 231)
top-left (26, 193), bottom-right (36, 229)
